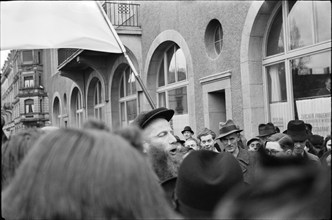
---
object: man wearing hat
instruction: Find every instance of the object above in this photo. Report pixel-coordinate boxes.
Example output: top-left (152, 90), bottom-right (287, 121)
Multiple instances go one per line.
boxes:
top-left (216, 119), bottom-right (258, 185)
top-left (286, 120), bottom-right (320, 166)
top-left (175, 150), bottom-right (244, 218)
top-left (132, 107), bottom-right (186, 183)
top-left (257, 122), bottom-right (277, 144)
top-left (181, 126), bottom-right (194, 140)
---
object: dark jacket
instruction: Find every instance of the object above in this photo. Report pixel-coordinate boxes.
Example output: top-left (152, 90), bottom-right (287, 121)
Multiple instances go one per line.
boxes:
top-left (236, 147), bottom-right (258, 185)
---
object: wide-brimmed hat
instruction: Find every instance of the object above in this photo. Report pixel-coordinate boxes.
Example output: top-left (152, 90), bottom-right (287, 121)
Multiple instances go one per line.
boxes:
top-left (181, 126), bottom-right (194, 134)
top-left (174, 135), bottom-right (185, 145)
top-left (216, 119), bottom-right (242, 140)
top-left (286, 120), bottom-right (308, 142)
top-left (131, 107), bottom-right (174, 129)
top-left (309, 135), bottom-right (324, 148)
top-left (257, 123), bottom-right (276, 137)
top-left (175, 150), bottom-right (243, 218)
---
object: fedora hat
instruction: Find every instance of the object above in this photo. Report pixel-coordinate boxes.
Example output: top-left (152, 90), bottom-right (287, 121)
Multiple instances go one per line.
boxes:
top-left (175, 150), bottom-right (244, 218)
top-left (216, 119), bottom-right (242, 140)
top-left (286, 120), bottom-right (308, 142)
top-left (309, 134), bottom-right (324, 148)
top-left (131, 107), bottom-right (174, 129)
top-left (181, 126), bottom-right (194, 134)
top-left (257, 123), bottom-right (276, 137)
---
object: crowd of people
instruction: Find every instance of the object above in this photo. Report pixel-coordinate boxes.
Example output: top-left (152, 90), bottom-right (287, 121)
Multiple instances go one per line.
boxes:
top-left (1, 107), bottom-right (331, 219)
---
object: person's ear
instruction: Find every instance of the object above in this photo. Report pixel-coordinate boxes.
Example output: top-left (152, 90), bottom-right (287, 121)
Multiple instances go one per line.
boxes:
top-left (285, 149), bottom-right (292, 155)
top-left (142, 142), bottom-right (149, 154)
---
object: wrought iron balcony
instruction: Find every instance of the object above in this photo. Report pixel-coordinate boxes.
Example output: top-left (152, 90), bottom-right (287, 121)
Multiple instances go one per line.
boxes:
top-left (103, 2), bottom-right (140, 28)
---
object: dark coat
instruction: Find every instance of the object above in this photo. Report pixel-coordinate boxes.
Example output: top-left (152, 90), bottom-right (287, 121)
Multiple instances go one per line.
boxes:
top-left (236, 147), bottom-right (258, 185)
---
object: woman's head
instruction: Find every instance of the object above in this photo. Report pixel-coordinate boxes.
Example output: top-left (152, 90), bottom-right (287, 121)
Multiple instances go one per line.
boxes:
top-left (2, 128), bottom-right (177, 219)
top-left (1, 128), bottom-right (45, 189)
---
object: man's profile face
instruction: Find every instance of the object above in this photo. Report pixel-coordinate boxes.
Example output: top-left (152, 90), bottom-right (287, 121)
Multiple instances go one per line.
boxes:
top-left (143, 118), bottom-right (184, 181)
top-left (265, 141), bottom-right (291, 157)
top-left (183, 131), bottom-right (193, 140)
top-left (220, 133), bottom-right (239, 154)
top-left (200, 134), bottom-right (214, 150)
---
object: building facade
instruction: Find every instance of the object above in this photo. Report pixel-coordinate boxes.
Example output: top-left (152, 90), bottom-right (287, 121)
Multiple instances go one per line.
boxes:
top-left (6, 1), bottom-right (329, 139)
top-left (1, 50), bottom-right (50, 135)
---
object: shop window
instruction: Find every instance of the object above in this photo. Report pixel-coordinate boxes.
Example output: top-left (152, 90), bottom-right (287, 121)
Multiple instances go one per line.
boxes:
top-left (263, 1), bottom-right (331, 137)
top-left (119, 66), bottom-right (137, 126)
top-left (266, 8), bottom-right (284, 56)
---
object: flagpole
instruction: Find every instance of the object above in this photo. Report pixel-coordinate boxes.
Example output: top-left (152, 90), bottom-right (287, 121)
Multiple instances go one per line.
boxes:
top-left (96, 2), bottom-right (156, 109)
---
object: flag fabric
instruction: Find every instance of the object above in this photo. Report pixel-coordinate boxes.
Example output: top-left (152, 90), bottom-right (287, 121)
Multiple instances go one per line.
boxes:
top-left (0, 1), bottom-right (122, 53)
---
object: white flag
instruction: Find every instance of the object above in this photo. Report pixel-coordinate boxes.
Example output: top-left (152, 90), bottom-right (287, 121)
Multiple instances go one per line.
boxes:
top-left (0, 1), bottom-right (123, 53)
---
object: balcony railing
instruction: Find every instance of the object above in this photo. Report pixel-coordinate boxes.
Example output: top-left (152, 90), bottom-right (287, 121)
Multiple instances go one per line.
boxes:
top-left (103, 2), bottom-right (140, 28)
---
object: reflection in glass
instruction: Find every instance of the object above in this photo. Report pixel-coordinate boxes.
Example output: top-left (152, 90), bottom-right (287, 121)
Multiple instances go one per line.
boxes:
top-left (158, 92), bottom-right (166, 107)
top-left (214, 25), bottom-right (223, 55)
top-left (158, 59), bottom-right (165, 87)
top-left (126, 100), bottom-right (137, 121)
top-left (266, 63), bottom-right (287, 103)
top-left (267, 7), bottom-right (284, 56)
top-left (176, 49), bottom-right (187, 81)
top-left (168, 87), bottom-right (188, 115)
top-left (291, 51), bottom-right (331, 99)
top-left (288, 1), bottom-right (313, 50)
top-left (315, 1), bottom-right (331, 43)
top-left (167, 47), bottom-right (176, 84)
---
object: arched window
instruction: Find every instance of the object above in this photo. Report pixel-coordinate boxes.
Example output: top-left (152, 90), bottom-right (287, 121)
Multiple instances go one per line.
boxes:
top-left (264, 1), bottom-right (331, 136)
top-left (94, 80), bottom-right (103, 120)
top-left (157, 44), bottom-right (189, 133)
top-left (119, 66), bottom-right (137, 126)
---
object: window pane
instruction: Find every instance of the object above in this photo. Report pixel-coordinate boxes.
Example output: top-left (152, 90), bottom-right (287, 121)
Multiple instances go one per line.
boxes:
top-left (98, 81), bottom-right (102, 103)
top-left (291, 51), bottom-right (331, 99)
top-left (267, 7), bottom-right (284, 56)
top-left (125, 68), bottom-right (131, 96)
top-left (158, 59), bottom-right (165, 87)
top-left (130, 71), bottom-right (137, 95)
top-left (214, 25), bottom-right (223, 55)
top-left (288, 1), bottom-right (313, 50)
top-left (315, 1), bottom-right (331, 43)
top-left (120, 76), bottom-right (124, 98)
top-left (158, 92), bottom-right (166, 107)
top-left (120, 102), bottom-right (126, 124)
top-left (266, 63), bottom-right (287, 103)
top-left (126, 99), bottom-right (137, 122)
top-left (168, 87), bottom-right (188, 115)
top-left (176, 49), bottom-right (187, 82)
top-left (167, 47), bottom-right (176, 84)
top-left (22, 50), bottom-right (33, 62)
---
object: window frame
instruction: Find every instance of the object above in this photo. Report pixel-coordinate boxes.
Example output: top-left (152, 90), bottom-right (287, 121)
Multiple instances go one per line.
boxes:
top-left (262, 0), bottom-right (331, 123)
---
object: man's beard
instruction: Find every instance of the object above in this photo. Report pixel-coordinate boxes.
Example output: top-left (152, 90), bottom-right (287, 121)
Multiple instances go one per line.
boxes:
top-left (147, 146), bottom-right (183, 182)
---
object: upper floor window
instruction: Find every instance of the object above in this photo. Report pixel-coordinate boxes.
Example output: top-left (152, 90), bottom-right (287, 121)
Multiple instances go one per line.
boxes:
top-left (205, 19), bottom-right (223, 58)
top-left (24, 99), bottom-right (34, 114)
top-left (22, 50), bottom-right (33, 64)
top-left (24, 76), bottom-right (34, 88)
